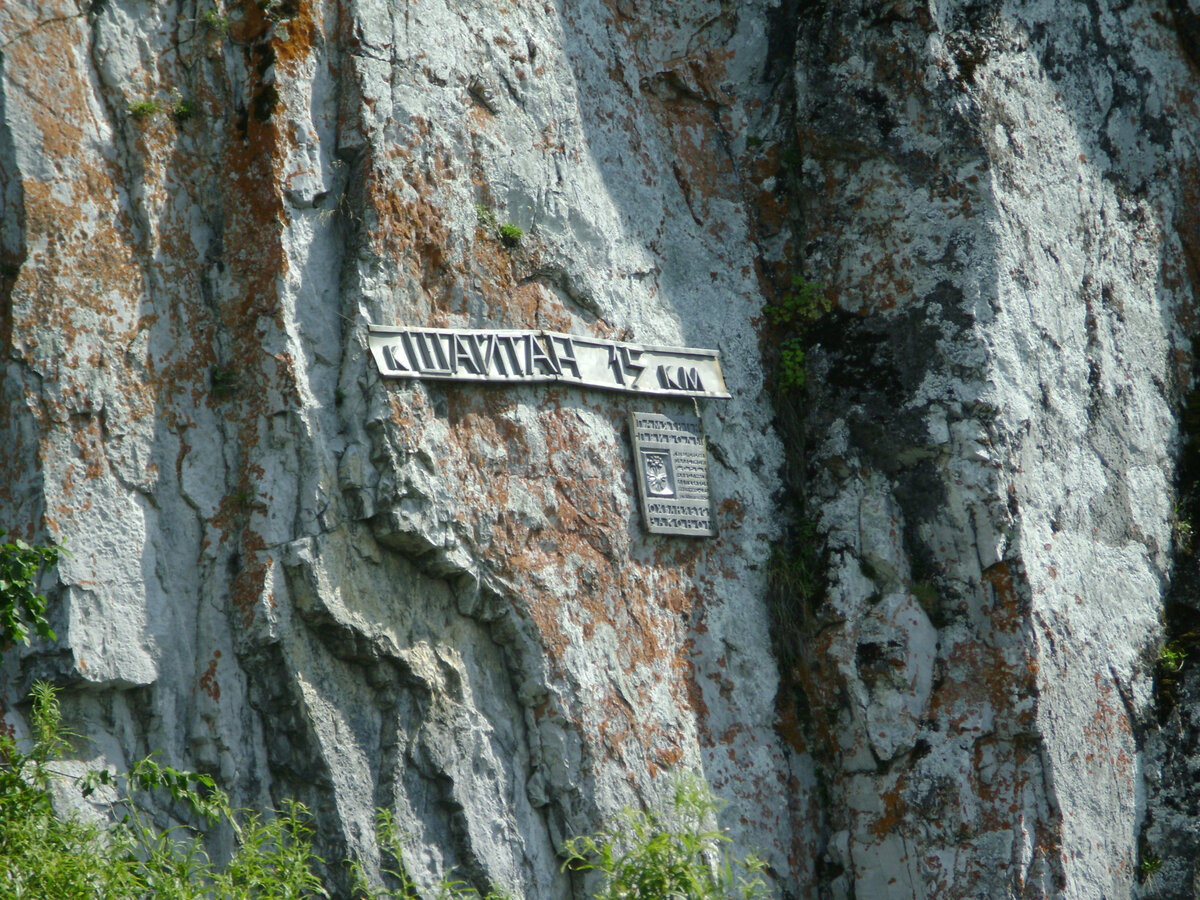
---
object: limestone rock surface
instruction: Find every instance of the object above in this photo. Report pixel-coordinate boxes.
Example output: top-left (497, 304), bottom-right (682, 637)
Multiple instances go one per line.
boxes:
top-left (2, 1), bottom-right (1200, 899)
top-left (1, 0), bottom-right (792, 896)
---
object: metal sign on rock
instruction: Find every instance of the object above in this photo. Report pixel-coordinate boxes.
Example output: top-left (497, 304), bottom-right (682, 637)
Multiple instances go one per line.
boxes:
top-left (368, 325), bottom-right (730, 399)
top-left (630, 411), bottom-right (716, 537)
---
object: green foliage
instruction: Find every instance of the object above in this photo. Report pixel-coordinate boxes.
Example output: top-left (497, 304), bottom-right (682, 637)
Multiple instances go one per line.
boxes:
top-left (1160, 642), bottom-right (1187, 674)
top-left (200, 8), bottom-right (230, 33)
top-left (763, 276), bottom-right (829, 396)
top-left (474, 205), bottom-right (523, 249)
top-left (777, 338), bottom-right (807, 391)
top-left (213, 800), bottom-right (329, 899)
top-left (1174, 502), bottom-right (1193, 554)
top-left (0, 683), bottom-right (135, 898)
top-left (0, 531), bottom-right (60, 649)
top-left (474, 204), bottom-right (498, 231)
top-left (3, 683), bottom-right (771, 900)
top-left (351, 810), bottom-right (420, 899)
top-left (561, 773), bottom-right (773, 900)
top-left (497, 223), bottom-right (523, 248)
top-left (28, 680), bottom-right (72, 763)
top-left (229, 488), bottom-right (256, 511)
top-left (171, 94), bottom-right (196, 123)
top-left (79, 755), bottom-right (225, 823)
top-left (1, 683), bottom-right (330, 899)
top-left (764, 276), bottom-right (829, 329)
top-left (1140, 854), bottom-right (1162, 879)
top-left (129, 98), bottom-right (163, 120)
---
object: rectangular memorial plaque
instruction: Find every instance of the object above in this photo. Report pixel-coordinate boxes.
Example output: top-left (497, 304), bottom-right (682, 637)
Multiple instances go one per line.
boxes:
top-left (630, 411), bottom-right (716, 537)
top-left (368, 325), bottom-right (730, 399)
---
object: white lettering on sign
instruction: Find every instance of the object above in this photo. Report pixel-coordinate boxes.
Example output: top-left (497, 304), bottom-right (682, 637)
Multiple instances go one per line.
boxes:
top-left (368, 326), bottom-right (730, 399)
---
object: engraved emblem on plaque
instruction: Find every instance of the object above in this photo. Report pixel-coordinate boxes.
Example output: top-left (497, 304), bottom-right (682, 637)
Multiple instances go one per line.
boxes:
top-left (630, 411), bottom-right (716, 537)
top-left (642, 452), bottom-right (676, 496)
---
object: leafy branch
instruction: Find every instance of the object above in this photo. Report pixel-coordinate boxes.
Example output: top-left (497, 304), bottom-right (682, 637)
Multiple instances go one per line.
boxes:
top-left (0, 531), bottom-right (61, 649)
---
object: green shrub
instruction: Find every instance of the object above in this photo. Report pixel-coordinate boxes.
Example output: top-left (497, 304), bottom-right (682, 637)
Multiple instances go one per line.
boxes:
top-left (562, 773), bottom-right (773, 900)
top-left (1, 557), bottom-right (773, 900)
top-left (0, 682), bottom-right (137, 897)
top-left (1, 683), bottom-right (329, 900)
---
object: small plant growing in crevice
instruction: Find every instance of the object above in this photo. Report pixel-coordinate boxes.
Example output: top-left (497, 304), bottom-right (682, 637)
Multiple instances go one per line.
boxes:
top-left (129, 97), bottom-right (163, 120)
top-left (780, 146), bottom-right (803, 170)
top-left (230, 489), bottom-right (255, 511)
top-left (474, 203), bottom-right (498, 231)
top-left (766, 519), bottom-right (824, 675)
top-left (1174, 502), bottom-right (1194, 554)
top-left (170, 92), bottom-right (195, 123)
top-left (200, 7), bottom-right (230, 33)
top-left (764, 274), bottom-right (829, 329)
top-left (562, 773), bottom-right (773, 900)
top-left (497, 222), bottom-right (523, 248)
top-left (777, 337), bottom-right (807, 391)
top-left (763, 275), bottom-right (830, 396)
top-left (474, 204), bottom-right (524, 250)
top-left (1139, 854), bottom-right (1162, 881)
top-left (1160, 642), bottom-right (1188, 674)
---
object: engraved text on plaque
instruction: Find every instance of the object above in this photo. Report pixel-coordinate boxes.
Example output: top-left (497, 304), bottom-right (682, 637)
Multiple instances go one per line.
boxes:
top-left (368, 326), bottom-right (731, 399)
top-left (630, 411), bottom-right (715, 537)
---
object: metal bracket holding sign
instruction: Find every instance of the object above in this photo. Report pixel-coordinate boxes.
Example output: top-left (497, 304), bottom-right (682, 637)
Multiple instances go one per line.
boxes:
top-left (629, 411), bottom-right (716, 537)
top-left (368, 325), bottom-right (730, 399)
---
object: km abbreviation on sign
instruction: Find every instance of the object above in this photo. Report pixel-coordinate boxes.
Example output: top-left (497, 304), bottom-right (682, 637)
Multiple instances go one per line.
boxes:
top-left (656, 365), bottom-right (704, 392)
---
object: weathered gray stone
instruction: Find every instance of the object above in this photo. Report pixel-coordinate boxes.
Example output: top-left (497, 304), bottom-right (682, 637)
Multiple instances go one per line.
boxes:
top-left (4, 0), bottom-right (1200, 897)
top-left (1, 0), bottom-right (792, 895)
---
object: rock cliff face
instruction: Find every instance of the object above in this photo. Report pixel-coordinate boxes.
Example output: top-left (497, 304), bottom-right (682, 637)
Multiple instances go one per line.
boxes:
top-left (787, 2), bottom-right (1200, 898)
top-left (2, 0), bottom-right (1200, 898)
